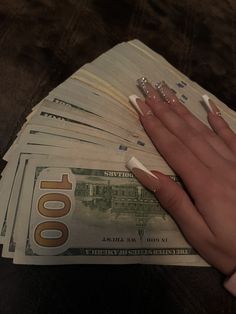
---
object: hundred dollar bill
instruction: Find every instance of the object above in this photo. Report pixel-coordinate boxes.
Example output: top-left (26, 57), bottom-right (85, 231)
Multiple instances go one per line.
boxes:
top-left (0, 141), bottom-right (131, 241)
top-left (0, 140), bottom-right (169, 247)
top-left (13, 158), bottom-right (207, 266)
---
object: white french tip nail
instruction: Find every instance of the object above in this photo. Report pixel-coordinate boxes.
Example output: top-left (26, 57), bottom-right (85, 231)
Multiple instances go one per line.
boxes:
top-left (202, 94), bottom-right (214, 113)
top-left (126, 156), bottom-right (158, 179)
top-left (129, 95), bottom-right (143, 116)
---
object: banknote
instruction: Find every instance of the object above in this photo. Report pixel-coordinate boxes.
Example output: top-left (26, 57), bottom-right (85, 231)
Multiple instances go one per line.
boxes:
top-left (13, 158), bottom-right (207, 266)
top-left (41, 98), bottom-right (142, 138)
top-left (47, 78), bottom-right (141, 127)
top-left (5, 119), bottom-right (136, 160)
top-left (11, 124), bottom-right (156, 157)
top-left (1, 154), bottom-right (31, 250)
top-left (0, 141), bottom-right (131, 239)
top-left (1, 154), bottom-right (124, 256)
top-left (29, 100), bottom-right (155, 151)
top-left (0, 136), bottom-right (171, 246)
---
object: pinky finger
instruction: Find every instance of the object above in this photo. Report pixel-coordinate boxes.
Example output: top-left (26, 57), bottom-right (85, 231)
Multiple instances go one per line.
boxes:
top-left (203, 95), bottom-right (236, 155)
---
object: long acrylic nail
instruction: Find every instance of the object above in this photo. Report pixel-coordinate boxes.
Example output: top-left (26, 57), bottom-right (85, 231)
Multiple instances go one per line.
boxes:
top-left (155, 81), bottom-right (178, 105)
top-left (202, 95), bottom-right (221, 116)
top-left (129, 95), bottom-right (154, 117)
top-left (136, 77), bottom-right (160, 100)
top-left (126, 156), bottom-right (160, 193)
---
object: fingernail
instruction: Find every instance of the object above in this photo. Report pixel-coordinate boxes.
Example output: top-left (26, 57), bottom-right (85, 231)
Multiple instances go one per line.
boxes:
top-left (155, 81), bottom-right (178, 105)
top-left (129, 95), bottom-right (144, 115)
top-left (126, 156), bottom-right (160, 193)
top-left (129, 94), bottom-right (154, 117)
top-left (202, 95), bottom-right (221, 116)
top-left (136, 77), bottom-right (159, 99)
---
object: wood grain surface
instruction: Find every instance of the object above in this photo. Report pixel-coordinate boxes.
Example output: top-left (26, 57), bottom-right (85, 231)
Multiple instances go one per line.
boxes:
top-left (0, 1), bottom-right (236, 313)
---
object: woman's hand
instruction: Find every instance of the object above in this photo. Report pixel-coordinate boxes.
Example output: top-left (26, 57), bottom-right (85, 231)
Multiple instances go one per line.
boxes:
top-left (127, 78), bottom-right (236, 289)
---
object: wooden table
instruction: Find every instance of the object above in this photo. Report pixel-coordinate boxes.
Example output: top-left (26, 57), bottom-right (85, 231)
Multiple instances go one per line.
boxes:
top-left (0, 1), bottom-right (235, 312)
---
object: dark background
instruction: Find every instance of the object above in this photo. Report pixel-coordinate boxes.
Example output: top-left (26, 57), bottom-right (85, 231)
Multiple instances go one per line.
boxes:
top-left (0, 0), bottom-right (236, 313)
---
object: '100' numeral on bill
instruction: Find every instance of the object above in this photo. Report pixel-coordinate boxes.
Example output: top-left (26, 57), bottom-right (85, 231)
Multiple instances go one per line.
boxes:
top-left (30, 169), bottom-right (76, 256)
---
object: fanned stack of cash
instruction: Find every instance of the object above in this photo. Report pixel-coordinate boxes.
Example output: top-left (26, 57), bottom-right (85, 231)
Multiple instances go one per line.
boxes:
top-left (1, 40), bottom-right (236, 265)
